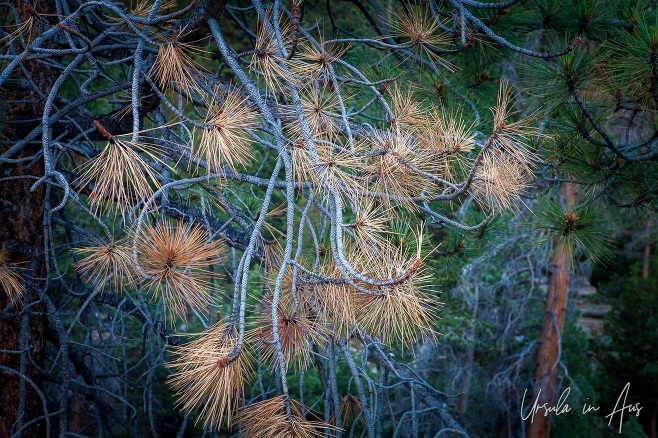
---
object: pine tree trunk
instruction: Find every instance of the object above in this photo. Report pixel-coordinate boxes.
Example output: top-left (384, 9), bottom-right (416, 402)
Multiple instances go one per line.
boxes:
top-left (527, 184), bottom-right (576, 438)
top-left (527, 254), bottom-right (569, 438)
top-left (0, 152), bottom-right (47, 437)
top-left (0, 1), bottom-right (56, 435)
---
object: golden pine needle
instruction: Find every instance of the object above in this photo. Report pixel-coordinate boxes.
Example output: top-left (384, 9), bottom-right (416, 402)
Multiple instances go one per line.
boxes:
top-left (111, 0), bottom-right (177, 35)
top-left (238, 395), bottom-right (334, 438)
top-left (471, 148), bottom-right (533, 211)
top-left (0, 15), bottom-right (38, 48)
top-left (359, 131), bottom-right (434, 206)
top-left (249, 9), bottom-right (298, 92)
top-left (294, 142), bottom-right (364, 195)
top-left (419, 105), bottom-right (475, 183)
top-left (386, 83), bottom-right (428, 133)
top-left (168, 321), bottom-right (252, 430)
top-left (261, 237), bottom-right (285, 270)
top-left (355, 242), bottom-right (440, 348)
top-left (0, 246), bottom-right (25, 302)
top-left (292, 30), bottom-right (352, 79)
top-left (76, 124), bottom-right (166, 220)
top-left (259, 202), bottom-right (288, 240)
top-left (306, 244), bottom-right (367, 337)
top-left (282, 83), bottom-right (345, 140)
top-left (470, 82), bottom-right (543, 210)
top-left (72, 238), bottom-right (134, 292)
top-left (131, 218), bottom-right (225, 325)
top-left (129, 0), bottom-right (177, 20)
top-left (149, 29), bottom-right (209, 97)
top-left (345, 200), bottom-right (391, 252)
top-left (490, 82), bottom-right (544, 173)
top-left (193, 86), bottom-right (257, 176)
top-left (382, 5), bottom-right (453, 71)
top-left (339, 394), bottom-right (364, 426)
top-left (256, 290), bottom-right (329, 370)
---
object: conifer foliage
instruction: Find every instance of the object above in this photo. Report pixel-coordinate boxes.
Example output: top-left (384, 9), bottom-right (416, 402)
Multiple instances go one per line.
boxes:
top-left (1, 0), bottom-right (655, 437)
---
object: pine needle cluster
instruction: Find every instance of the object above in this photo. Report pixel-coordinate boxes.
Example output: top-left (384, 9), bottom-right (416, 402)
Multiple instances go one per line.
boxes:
top-left (382, 5), bottom-right (452, 70)
top-left (72, 237), bottom-right (134, 292)
top-left (149, 28), bottom-right (209, 97)
top-left (0, 246), bottom-right (25, 302)
top-left (237, 395), bottom-right (332, 438)
top-left (194, 86), bottom-right (257, 175)
top-left (77, 121), bottom-right (166, 219)
top-left (168, 321), bottom-right (252, 430)
top-left (256, 291), bottom-right (329, 370)
top-left (131, 219), bottom-right (225, 324)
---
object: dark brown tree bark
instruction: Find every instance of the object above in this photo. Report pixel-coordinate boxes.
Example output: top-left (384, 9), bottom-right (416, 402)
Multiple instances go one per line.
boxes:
top-left (0, 153), bottom-right (47, 437)
top-left (0, 1), bottom-right (56, 435)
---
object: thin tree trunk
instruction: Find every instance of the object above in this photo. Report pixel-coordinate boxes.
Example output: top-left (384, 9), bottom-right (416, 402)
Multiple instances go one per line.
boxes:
top-left (528, 184), bottom-right (576, 438)
top-left (459, 281), bottom-right (479, 413)
top-left (527, 254), bottom-right (570, 438)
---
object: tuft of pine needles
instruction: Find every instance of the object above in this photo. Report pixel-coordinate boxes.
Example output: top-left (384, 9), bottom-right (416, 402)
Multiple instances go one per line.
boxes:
top-left (237, 395), bottom-right (333, 438)
top-left (419, 105), bottom-right (475, 184)
top-left (292, 29), bottom-right (351, 79)
top-left (345, 199), bottom-right (391, 252)
top-left (149, 27), bottom-right (209, 97)
top-left (355, 229), bottom-right (441, 347)
top-left (76, 121), bottom-right (166, 219)
top-left (131, 218), bottom-right (225, 324)
top-left (0, 246), bottom-right (25, 302)
top-left (72, 237), bottom-right (134, 292)
top-left (471, 82), bottom-right (543, 210)
top-left (381, 5), bottom-right (453, 71)
top-left (193, 86), bottom-right (257, 176)
top-left (386, 83), bottom-right (428, 133)
top-left (532, 193), bottom-right (613, 268)
top-left (168, 321), bottom-right (252, 430)
top-left (472, 148), bottom-right (534, 211)
top-left (339, 394), bottom-right (364, 427)
top-left (360, 130), bottom-right (434, 206)
top-left (249, 9), bottom-right (298, 92)
top-left (256, 291), bottom-right (329, 370)
top-left (294, 142), bottom-right (364, 196)
top-left (282, 83), bottom-right (345, 140)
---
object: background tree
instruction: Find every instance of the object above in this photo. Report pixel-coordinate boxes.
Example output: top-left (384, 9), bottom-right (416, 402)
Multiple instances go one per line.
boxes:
top-left (596, 240), bottom-right (658, 438)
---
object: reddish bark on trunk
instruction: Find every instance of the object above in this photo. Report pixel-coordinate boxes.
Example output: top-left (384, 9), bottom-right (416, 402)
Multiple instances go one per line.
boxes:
top-left (528, 184), bottom-right (576, 438)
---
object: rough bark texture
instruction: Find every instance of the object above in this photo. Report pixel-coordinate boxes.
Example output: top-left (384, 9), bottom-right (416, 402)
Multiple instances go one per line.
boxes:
top-left (0, 1), bottom-right (54, 435)
top-left (527, 254), bottom-right (569, 438)
top-left (0, 153), bottom-right (47, 437)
